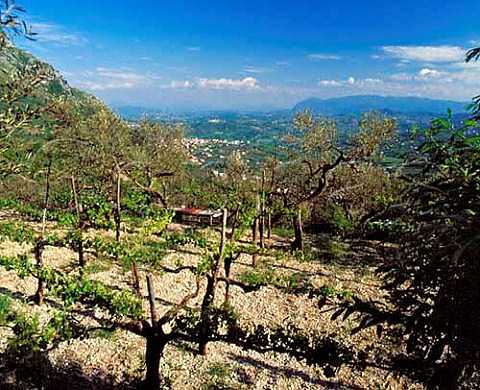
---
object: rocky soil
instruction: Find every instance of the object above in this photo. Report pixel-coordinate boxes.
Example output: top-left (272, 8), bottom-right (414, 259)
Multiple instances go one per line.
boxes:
top-left (0, 219), bottom-right (423, 390)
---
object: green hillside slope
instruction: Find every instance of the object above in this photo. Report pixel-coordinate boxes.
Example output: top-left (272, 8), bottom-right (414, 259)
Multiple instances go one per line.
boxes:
top-left (0, 36), bottom-right (99, 114)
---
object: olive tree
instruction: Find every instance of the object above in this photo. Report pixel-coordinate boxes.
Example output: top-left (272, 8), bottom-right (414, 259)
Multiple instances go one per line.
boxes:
top-left (127, 120), bottom-right (188, 208)
top-left (0, 0), bottom-right (35, 46)
top-left (274, 111), bottom-right (396, 248)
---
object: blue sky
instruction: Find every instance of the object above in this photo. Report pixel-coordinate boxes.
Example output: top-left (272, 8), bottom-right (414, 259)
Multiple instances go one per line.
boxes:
top-left (13, 0), bottom-right (480, 110)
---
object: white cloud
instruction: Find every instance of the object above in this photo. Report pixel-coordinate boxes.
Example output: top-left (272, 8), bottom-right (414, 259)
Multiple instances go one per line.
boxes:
top-left (242, 66), bottom-right (273, 74)
top-left (387, 68), bottom-right (445, 83)
top-left (168, 66), bottom-right (191, 73)
top-left (79, 71), bottom-right (261, 93)
top-left (307, 53), bottom-right (341, 61)
top-left (196, 77), bottom-right (259, 90)
top-left (440, 63), bottom-right (480, 85)
top-left (84, 81), bottom-right (137, 91)
top-left (382, 45), bottom-right (465, 63)
top-left (331, 63), bottom-right (479, 102)
top-left (96, 67), bottom-right (146, 81)
top-left (187, 46), bottom-right (201, 52)
top-left (318, 76), bottom-right (358, 87)
top-left (31, 22), bottom-right (84, 46)
top-left (169, 80), bottom-right (192, 89)
top-left (387, 73), bottom-right (412, 82)
top-left (418, 68), bottom-right (439, 77)
top-left (364, 78), bottom-right (383, 84)
top-left (81, 67), bottom-right (150, 91)
top-left (319, 80), bottom-right (342, 86)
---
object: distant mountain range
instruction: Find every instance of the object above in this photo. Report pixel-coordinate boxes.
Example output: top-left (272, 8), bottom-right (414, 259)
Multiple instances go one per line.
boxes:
top-left (292, 95), bottom-right (468, 115)
top-left (114, 95), bottom-right (469, 119)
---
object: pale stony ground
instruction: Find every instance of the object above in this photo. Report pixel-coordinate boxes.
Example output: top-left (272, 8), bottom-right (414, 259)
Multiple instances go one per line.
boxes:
top-left (0, 220), bottom-right (423, 390)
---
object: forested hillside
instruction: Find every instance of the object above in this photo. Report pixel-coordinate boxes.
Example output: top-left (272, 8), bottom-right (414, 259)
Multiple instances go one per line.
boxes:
top-left (0, 33), bottom-right (94, 105)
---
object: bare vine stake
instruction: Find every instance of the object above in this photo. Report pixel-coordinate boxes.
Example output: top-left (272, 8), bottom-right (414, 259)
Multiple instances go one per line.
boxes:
top-left (229, 202), bottom-right (240, 241)
top-left (260, 170), bottom-right (266, 249)
top-left (267, 160), bottom-right (276, 240)
top-left (224, 207), bottom-right (238, 303)
top-left (252, 195), bottom-right (260, 266)
top-left (34, 159), bottom-right (52, 306)
top-left (267, 208), bottom-right (272, 239)
top-left (146, 273), bottom-right (157, 324)
top-left (70, 176), bottom-right (85, 268)
top-left (292, 208), bottom-right (303, 250)
top-left (131, 261), bottom-right (142, 298)
top-left (199, 208), bottom-right (227, 355)
top-left (114, 168), bottom-right (121, 250)
top-left (122, 224), bottom-right (142, 298)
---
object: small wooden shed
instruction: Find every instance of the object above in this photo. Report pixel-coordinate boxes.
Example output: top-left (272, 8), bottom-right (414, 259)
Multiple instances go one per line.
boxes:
top-left (173, 207), bottom-right (223, 225)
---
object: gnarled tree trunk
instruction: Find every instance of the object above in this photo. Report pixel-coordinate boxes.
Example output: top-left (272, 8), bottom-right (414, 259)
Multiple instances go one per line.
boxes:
top-left (144, 330), bottom-right (168, 389)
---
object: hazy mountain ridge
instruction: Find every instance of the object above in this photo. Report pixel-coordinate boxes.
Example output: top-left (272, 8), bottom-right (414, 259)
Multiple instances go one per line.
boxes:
top-left (114, 95), bottom-right (468, 121)
top-left (293, 95), bottom-right (468, 115)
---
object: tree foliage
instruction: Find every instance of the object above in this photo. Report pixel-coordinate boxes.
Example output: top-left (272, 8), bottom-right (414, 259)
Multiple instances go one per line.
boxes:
top-left (270, 110), bottom-right (396, 247)
top-left (0, 0), bottom-right (35, 46)
top-left (336, 109), bottom-right (480, 389)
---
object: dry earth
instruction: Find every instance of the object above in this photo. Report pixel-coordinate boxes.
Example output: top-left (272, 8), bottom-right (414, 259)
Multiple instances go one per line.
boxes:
top-left (0, 218), bottom-right (424, 390)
